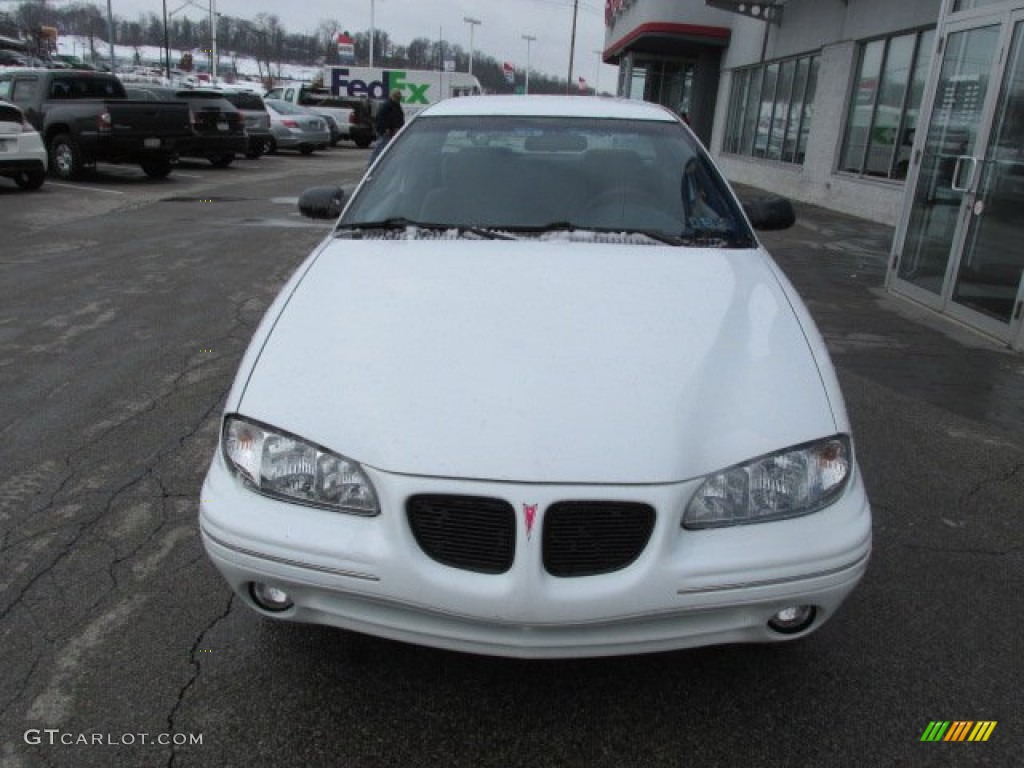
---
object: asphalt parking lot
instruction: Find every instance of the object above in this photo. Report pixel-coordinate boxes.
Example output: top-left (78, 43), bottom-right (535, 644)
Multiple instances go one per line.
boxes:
top-left (1, 150), bottom-right (1021, 768)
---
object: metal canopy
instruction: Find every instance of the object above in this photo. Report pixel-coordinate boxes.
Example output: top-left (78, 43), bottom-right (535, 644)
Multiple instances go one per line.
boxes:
top-left (704, 1), bottom-right (787, 25)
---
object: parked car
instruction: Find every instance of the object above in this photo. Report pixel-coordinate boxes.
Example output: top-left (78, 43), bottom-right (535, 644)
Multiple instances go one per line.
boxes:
top-left (125, 86), bottom-right (246, 167)
top-left (0, 99), bottom-right (46, 189)
top-left (0, 69), bottom-right (191, 179)
top-left (0, 50), bottom-right (32, 68)
top-left (264, 84), bottom-right (354, 146)
top-left (200, 95), bottom-right (872, 659)
top-left (263, 98), bottom-right (330, 154)
top-left (216, 89), bottom-right (272, 159)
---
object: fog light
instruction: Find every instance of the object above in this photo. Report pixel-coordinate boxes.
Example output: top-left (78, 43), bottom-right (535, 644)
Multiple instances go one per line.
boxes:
top-left (250, 582), bottom-right (293, 612)
top-left (768, 605), bottom-right (816, 634)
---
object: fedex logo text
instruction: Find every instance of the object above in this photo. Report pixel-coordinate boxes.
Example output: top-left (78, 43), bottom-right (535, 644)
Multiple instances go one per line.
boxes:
top-left (330, 69), bottom-right (430, 104)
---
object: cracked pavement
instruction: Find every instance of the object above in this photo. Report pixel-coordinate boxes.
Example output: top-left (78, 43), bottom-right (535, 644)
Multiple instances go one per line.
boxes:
top-left (0, 162), bottom-right (1021, 767)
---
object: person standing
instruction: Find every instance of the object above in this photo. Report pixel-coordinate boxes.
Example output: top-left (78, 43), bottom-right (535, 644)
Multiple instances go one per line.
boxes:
top-left (367, 89), bottom-right (405, 168)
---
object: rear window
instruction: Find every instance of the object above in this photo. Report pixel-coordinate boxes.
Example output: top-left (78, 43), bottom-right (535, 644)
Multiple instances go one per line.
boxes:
top-left (297, 91), bottom-right (349, 109)
top-left (50, 76), bottom-right (125, 99)
top-left (223, 92), bottom-right (265, 110)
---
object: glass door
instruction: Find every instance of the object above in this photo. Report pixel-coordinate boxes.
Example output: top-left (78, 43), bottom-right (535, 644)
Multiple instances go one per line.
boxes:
top-left (892, 22), bottom-right (1001, 305)
top-left (891, 9), bottom-right (1024, 349)
top-left (947, 14), bottom-right (1024, 342)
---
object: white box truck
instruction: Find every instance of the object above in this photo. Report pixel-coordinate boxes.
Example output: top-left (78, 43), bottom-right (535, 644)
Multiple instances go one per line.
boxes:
top-left (323, 67), bottom-right (482, 120)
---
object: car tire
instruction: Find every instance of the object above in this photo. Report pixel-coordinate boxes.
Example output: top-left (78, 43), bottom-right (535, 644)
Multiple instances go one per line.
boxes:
top-left (245, 144), bottom-right (264, 159)
top-left (49, 133), bottom-right (82, 180)
top-left (13, 168), bottom-right (46, 190)
top-left (267, 137), bottom-right (278, 155)
top-left (209, 153), bottom-right (235, 168)
top-left (355, 138), bottom-right (371, 149)
top-left (300, 145), bottom-right (315, 155)
top-left (140, 157), bottom-right (173, 179)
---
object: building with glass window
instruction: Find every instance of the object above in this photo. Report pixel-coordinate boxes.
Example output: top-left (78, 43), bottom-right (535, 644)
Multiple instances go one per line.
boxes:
top-left (605, 0), bottom-right (1024, 349)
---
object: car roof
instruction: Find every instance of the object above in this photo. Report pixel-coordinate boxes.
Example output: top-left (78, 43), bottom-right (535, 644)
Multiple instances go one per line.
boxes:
top-left (421, 95), bottom-right (679, 122)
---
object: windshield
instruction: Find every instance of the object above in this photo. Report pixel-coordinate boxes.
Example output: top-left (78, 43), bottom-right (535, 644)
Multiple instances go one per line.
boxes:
top-left (341, 115), bottom-right (754, 246)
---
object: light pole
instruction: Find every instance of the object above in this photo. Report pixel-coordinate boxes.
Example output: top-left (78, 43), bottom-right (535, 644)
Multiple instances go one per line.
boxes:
top-left (210, 0), bottom-right (217, 81)
top-left (593, 49), bottom-right (602, 95)
top-left (521, 34), bottom-right (535, 95)
top-left (463, 16), bottom-right (480, 76)
top-left (369, 0), bottom-right (375, 67)
top-left (105, 0), bottom-right (115, 71)
top-left (566, 0), bottom-right (579, 94)
top-left (162, 0), bottom-right (171, 79)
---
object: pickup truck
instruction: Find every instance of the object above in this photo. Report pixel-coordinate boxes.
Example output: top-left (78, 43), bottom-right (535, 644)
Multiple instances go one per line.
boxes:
top-left (0, 68), bottom-right (193, 179)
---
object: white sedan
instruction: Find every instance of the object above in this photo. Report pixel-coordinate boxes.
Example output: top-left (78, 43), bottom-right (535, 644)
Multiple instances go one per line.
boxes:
top-left (0, 99), bottom-right (46, 190)
top-left (200, 96), bottom-right (871, 658)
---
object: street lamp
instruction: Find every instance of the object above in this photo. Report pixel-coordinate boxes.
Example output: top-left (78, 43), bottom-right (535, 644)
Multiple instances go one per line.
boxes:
top-left (521, 34), bottom-right (535, 95)
top-left (463, 16), bottom-right (480, 76)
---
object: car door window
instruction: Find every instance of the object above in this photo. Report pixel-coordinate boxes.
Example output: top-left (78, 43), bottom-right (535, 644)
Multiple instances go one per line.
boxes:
top-left (11, 78), bottom-right (38, 107)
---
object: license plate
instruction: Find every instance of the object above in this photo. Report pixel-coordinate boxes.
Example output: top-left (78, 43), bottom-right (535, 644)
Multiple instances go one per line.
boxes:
top-left (144, 137), bottom-right (161, 148)
top-left (217, 122), bottom-right (228, 131)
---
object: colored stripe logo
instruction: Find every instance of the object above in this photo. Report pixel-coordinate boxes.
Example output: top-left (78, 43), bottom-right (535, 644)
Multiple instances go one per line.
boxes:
top-left (920, 721), bottom-right (997, 742)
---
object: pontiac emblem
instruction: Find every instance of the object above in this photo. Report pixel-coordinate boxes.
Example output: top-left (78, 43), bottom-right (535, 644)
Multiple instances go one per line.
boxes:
top-left (523, 504), bottom-right (538, 540)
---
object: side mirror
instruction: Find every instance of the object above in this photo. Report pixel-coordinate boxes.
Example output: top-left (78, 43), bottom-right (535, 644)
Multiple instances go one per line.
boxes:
top-left (742, 195), bottom-right (796, 231)
top-left (298, 186), bottom-right (345, 220)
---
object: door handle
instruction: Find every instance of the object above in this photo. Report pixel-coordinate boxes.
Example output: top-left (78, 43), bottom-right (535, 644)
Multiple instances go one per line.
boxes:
top-left (951, 155), bottom-right (978, 192)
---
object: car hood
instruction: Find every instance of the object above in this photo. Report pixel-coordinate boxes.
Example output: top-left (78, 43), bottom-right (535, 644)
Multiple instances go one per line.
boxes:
top-left (237, 238), bottom-right (838, 484)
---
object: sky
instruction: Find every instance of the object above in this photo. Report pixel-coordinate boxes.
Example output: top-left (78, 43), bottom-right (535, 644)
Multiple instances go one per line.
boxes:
top-left (106, 0), bottom-right (620, 89)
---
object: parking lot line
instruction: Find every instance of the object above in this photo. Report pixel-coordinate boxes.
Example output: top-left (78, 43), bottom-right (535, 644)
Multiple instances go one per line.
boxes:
top-left (47, 183), bottom-right (126, 195)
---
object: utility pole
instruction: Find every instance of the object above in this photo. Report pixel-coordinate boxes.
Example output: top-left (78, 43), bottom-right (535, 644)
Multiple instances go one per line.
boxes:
top-left (105, 0), bottom-right (115, 71)
top-left (463, 16), bottom-right (480, 76)
top-left (566, 0), bottom-right (579, 94)
top-left (521, 34), bottom-right (535, 95)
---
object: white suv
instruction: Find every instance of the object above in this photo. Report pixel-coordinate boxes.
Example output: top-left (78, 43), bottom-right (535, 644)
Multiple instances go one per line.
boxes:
top-left (0, 99), bottom-right (46, 190)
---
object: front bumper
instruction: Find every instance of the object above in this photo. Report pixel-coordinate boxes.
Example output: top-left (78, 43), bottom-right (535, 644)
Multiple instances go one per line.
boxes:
top-left (200, 450), bottom-right (871, 658)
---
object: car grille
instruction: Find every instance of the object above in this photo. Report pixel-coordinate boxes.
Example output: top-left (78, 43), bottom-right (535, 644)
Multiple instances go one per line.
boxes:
top-left (542, 501), bottom-right (655, 577)
top-left (407, 495), bottom-right (516, 574)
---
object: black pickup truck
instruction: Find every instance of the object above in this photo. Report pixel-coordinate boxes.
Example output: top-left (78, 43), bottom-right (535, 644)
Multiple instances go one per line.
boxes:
top-left (0, 69), bottom-right (192, 179)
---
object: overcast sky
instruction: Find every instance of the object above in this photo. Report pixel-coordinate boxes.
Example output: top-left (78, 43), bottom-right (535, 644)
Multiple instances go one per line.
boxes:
top-left (110, 0), bottom-right (619, 88)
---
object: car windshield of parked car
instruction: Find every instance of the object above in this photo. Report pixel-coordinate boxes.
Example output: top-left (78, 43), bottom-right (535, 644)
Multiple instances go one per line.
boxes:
top-left (340, 115), bottom-right (754, 247)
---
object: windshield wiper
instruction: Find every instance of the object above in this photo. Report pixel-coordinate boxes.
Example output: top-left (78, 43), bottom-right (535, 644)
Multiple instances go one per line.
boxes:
top-left (503, 222), bottom-right (687, 247)
top-left (335, 218), bottom-right (514, 240)
top-left (682, 226), bottom-right (752, 248)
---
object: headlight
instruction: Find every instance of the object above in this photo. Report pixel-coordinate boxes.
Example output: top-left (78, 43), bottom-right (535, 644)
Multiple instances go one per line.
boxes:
top-left (222, 416), bottom-right (379, 515)
top-left (683, 436), bottom-right (851, 529)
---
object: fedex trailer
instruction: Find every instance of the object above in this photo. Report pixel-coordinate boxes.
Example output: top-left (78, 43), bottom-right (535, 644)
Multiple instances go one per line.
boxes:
top-left (324, 67), bottom-right (482, 119)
